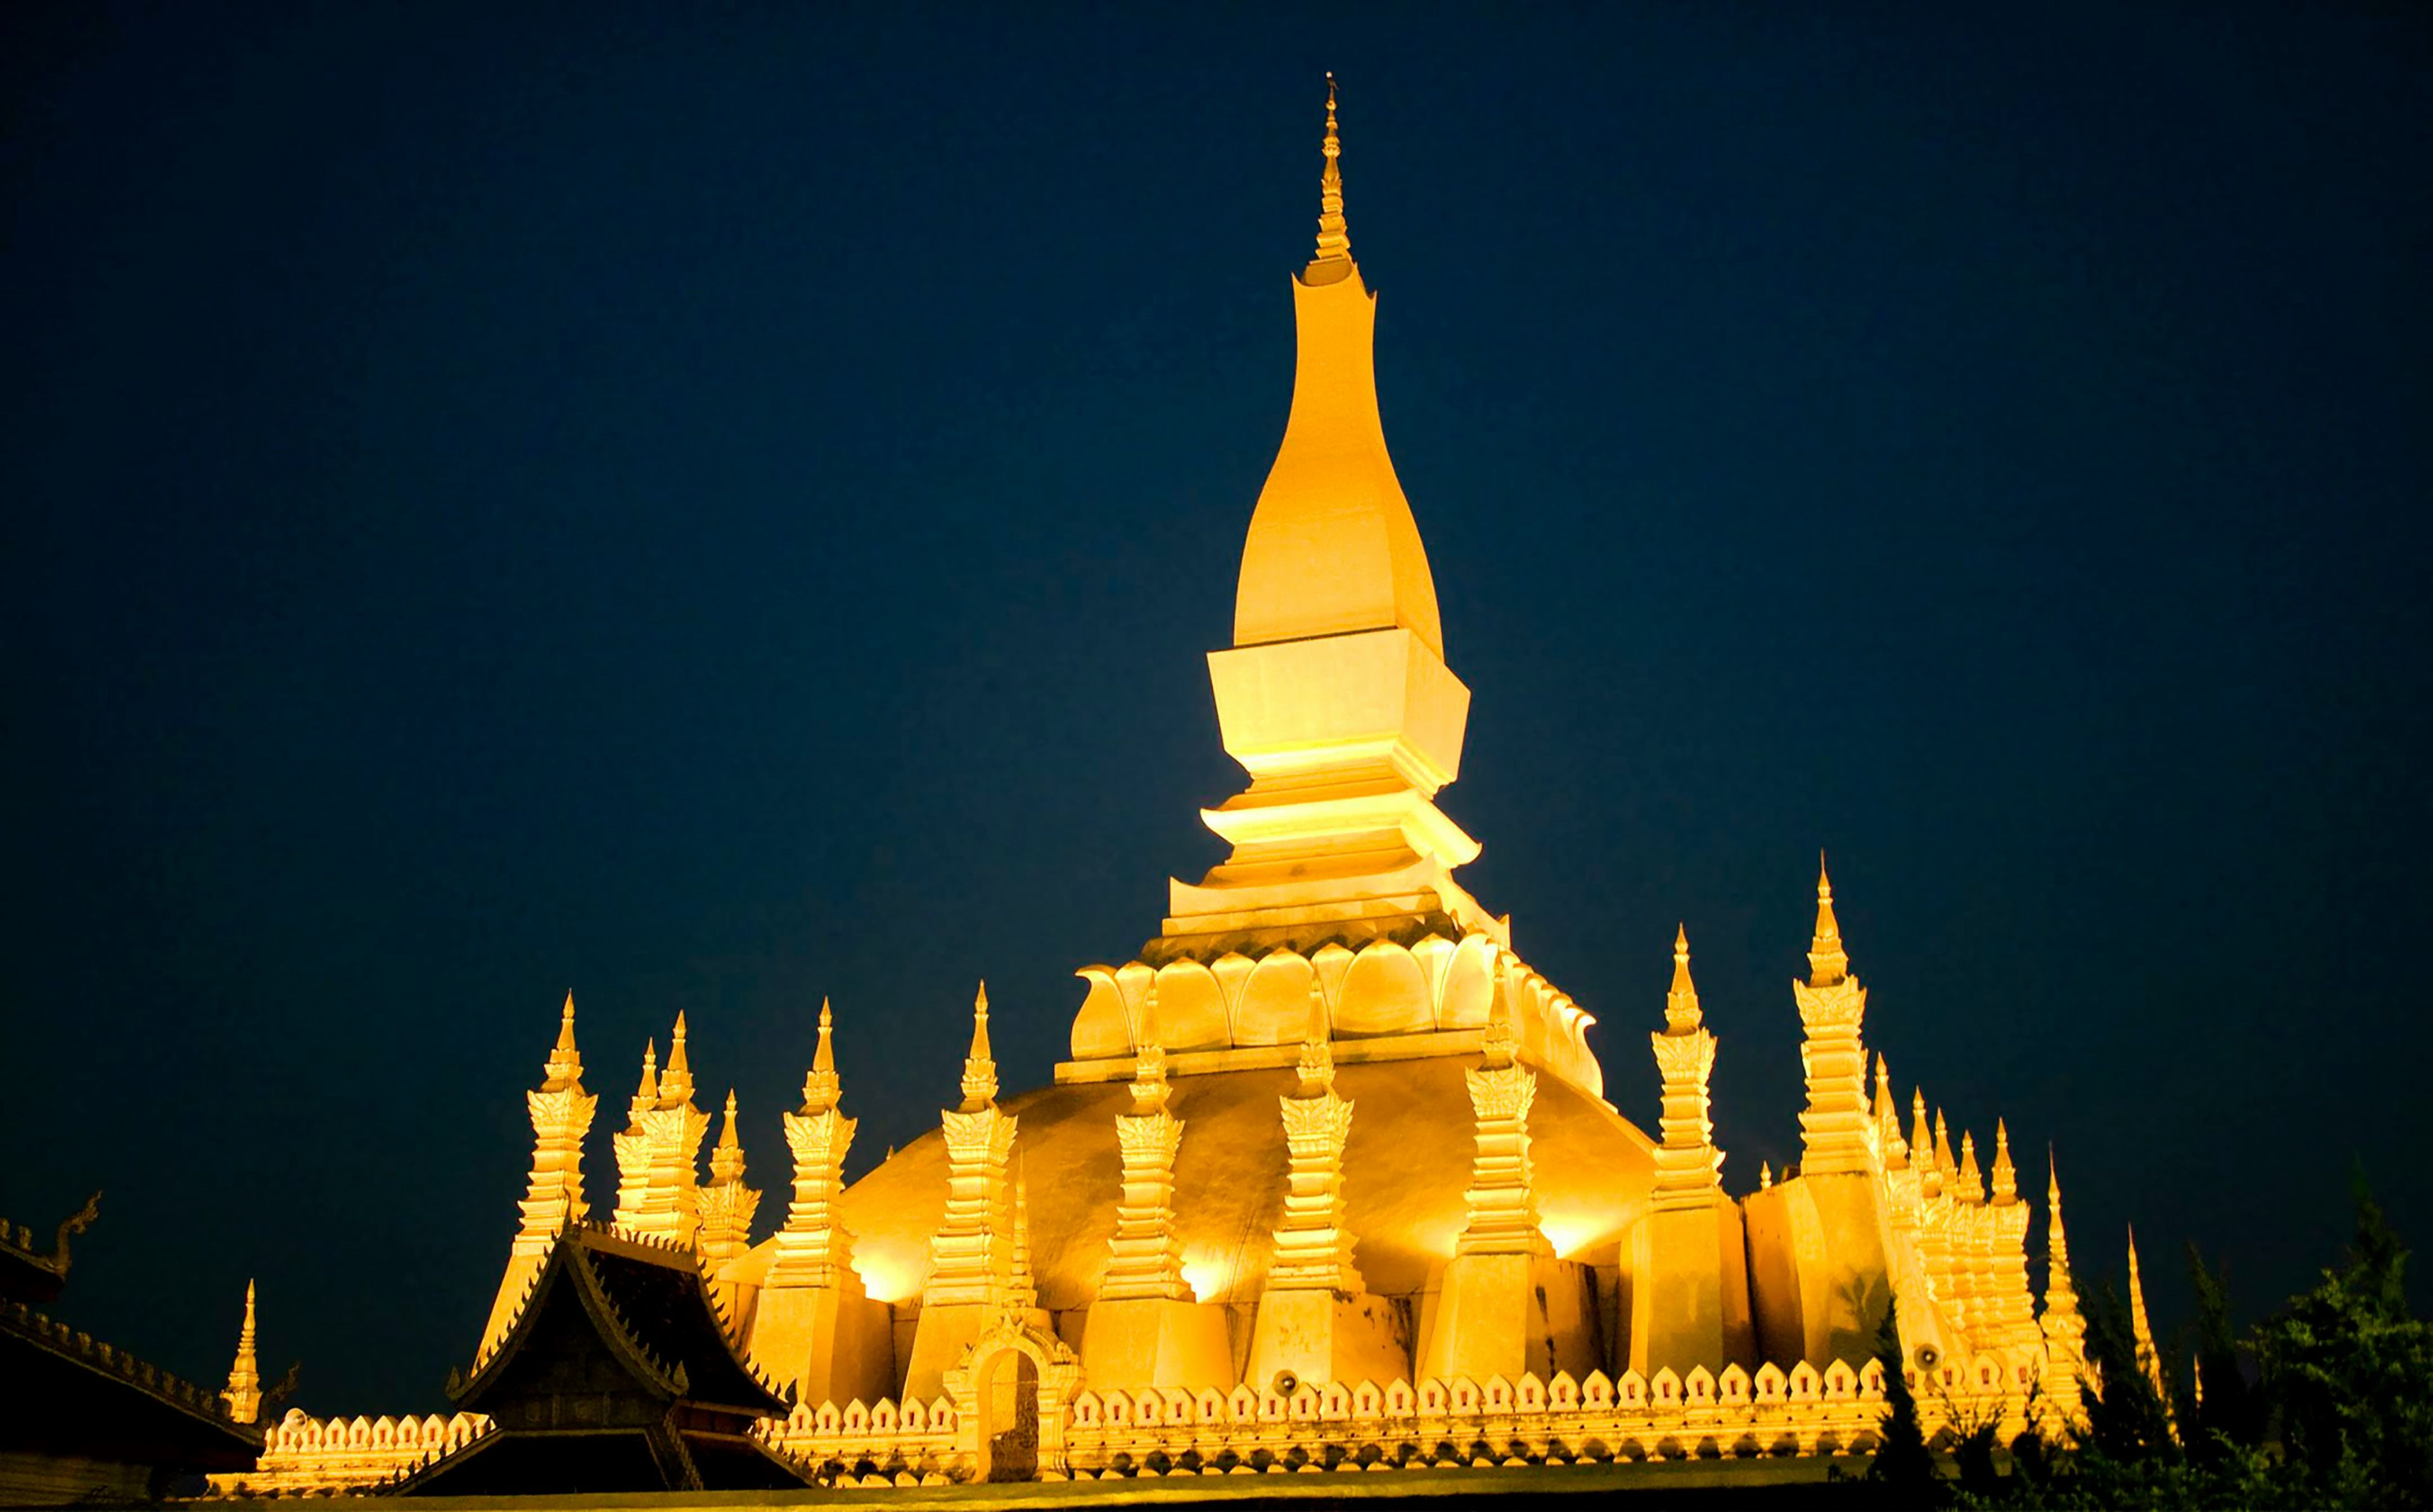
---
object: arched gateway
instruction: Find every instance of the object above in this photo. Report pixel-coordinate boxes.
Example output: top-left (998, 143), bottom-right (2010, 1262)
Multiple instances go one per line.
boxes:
top-left (943, 1322), bottom-right (1078, 1482)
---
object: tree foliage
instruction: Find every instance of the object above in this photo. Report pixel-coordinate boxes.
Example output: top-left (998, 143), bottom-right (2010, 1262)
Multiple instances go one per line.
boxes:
top-left (1959, 1185), bottom-right (2432, 1509)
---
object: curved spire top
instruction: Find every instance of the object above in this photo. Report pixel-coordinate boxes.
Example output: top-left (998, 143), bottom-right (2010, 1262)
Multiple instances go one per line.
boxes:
top-left (1312, 72), bottom-right (1350, 273)
top-left (1806, 853), bottom-right (1850, 986)
top-left (803, 997), bottom-right (841, 1112)
top-left (660, 1012), bottom-right (694, 1105)
top-left (634, 1040), bottom-right (660, 1103)
top-left (1230, 74), bottom-right (1444, 657)
top-left (958, 981), bottom-right (997, 1112)
top-left (545, 991), bottom-right (583, 1088)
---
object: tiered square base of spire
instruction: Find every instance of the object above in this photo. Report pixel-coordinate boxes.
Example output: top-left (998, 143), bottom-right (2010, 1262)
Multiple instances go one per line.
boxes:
top-left (1415, 1253), bottom-right (1599, 1385)
top-left (1077, 1298), bottom-right (1233, 1390)
top-left (1244, 1289), bottom-right (1409, 1394)
top-left (749, 1276), bottom-right (893, 1413)
top-left (1625, 1194), bottom-right (1754, 1376)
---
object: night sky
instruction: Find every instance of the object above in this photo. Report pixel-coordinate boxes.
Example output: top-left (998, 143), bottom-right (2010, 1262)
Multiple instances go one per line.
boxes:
top-left (5, 4), bottom-right (2427, 1414)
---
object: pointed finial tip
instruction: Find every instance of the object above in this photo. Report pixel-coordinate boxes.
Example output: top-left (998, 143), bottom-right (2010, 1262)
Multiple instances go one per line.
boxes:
top-left (819, 997), bottom-right (832, 1027)
top-left (975, 980), bottom-right (989, 1015)
top-left (672, 1010), bottom-right (687, 1038)
top-left (1674, 922), bottom-right (1689, 953)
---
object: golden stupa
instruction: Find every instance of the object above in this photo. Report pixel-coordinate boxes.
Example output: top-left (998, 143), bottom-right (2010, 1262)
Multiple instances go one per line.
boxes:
top-left (229, 81), bottom-right (2098, 1492)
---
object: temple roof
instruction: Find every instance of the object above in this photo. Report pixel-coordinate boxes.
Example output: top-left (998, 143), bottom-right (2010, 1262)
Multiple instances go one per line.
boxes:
top-left (452, 1224), bottom-right (786, 1420)
top-left (0, 1300), bottom-right (262, 1468)
top-left (0, 1193), bottom-right (98, 1307)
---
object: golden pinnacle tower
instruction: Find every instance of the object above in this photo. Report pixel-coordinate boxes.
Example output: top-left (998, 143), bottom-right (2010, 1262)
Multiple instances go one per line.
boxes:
top-left (242, 79), bottom-right (2140, 1494)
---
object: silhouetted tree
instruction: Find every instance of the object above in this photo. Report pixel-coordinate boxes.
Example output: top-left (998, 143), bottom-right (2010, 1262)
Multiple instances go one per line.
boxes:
top-left (2252, 1184), bottom-right (2433, 1508)
top-left (2181, 1244), bottom-right (2261, 1459)
top-left (2075, 1280), bottom-right (2178, 1468)
top-left (1867, 1297), bottom-right (1941, 1507)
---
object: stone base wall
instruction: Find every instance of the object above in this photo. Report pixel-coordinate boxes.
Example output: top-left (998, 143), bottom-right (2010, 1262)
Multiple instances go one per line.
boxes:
top-left (210, 1411), bottom-right (490, 1496)
top-left (213, 1351), bottom-right (2065, 1492)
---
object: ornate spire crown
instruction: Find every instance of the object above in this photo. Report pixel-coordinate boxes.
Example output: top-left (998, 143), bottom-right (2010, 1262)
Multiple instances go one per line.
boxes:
top-left (1296, 974), bottom-right (1335, 1092)
top-left (959, 982), bottom-right (997, 1111)
top-left (1130, 982), bottom-right (1171, 1112)
top-left (1310, 72), bottom-right (1350, 275)
top-left (632, 1040), bottom-right (660, 1105)
top-left (1664, 924), bottom-right (1702, 1032)
top-left (222, 1278), bottom-right (262, 1423)
top-left (544, 992), bottom-right (582, 1089)
top-left (1483, 955), bottom-right (1518, 1068)
top-left (803, 998), bottom-right (841, 1113)
top-left (660, 1012), bottom-right (695, 1107)
top-left (1807, 854), bottom-right (1849, 986)
top-left (1991, 1119), bottom-right (2019, 1204)
top-left (711, 1090), bottom-right (746, 1184)
top-left (2047, 1153), bottom-right (2076, 1299)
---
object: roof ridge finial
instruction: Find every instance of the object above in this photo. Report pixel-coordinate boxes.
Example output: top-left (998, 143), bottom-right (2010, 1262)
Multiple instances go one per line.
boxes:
top-left (1310, 72), bottom-right (1351, 271)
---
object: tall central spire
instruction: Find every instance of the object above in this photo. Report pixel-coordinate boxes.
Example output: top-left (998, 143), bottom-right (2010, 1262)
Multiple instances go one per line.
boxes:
top-left (1163, 77), bottom-right (1485, 958)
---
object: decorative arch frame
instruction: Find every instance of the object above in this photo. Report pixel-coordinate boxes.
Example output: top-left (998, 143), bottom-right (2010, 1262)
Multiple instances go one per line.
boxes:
top-left (941, 1318), bottom-right (1081, 1482)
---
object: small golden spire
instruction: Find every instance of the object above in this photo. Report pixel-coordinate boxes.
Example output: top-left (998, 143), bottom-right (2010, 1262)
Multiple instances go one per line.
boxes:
top-left (959, 981), bottom-right (997, 1111)
top-left (634, 1040), bottom-right (660, 1104)
top-left (803, 997), bottom-right (841, 1112)
top-left (2128, 1225), bottom-right (2166, 1400)
top-left (1009, 1153), bottom-right (1037, 1314)
top-left (222, 1278), bottom-right (262, 1425)
top-left (1664, 924), bottom-right (1702, 1032)
top-left (1910, 1087), bottom-right (1932, 1175)
top-left (1131, 983), bottom-right (1172, 1112)
top-left (1297, 974), bottom-right (1335, 1092)
top-left (1310, 72), bottom-right (1351, 273)
top-left (1759, 1160), bottom-right (1773, 1190)
top-left (660, 1013), bottom-right (694, 1105)
top-left (1877, 1055), bottom-right (1907, 1167)
top-left (1991, 1119), bottom-right (2019, 1204)
top-left (1958, 1131), bottom-right (1985, 1204)
top-left (1483, 953), bottom-right (1518, 1068)
top-left (710, 1090), bottom-right (745, 1184)
top-left (544, 991), bottom-right (582, 1089)
top-left (2046, 1150), bottom-right (2076, 1299)
top-left (1806, 852), bottom-right (1849, 986)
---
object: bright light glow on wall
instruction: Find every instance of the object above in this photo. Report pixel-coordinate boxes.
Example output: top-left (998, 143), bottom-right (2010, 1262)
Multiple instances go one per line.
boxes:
top-left (1538, 1216), bottom-right (1603, 1261)
top-left (1180, 1254), bottom-right (1233, 1304)
top-left (853, 1256), bottom-right (921, 1306)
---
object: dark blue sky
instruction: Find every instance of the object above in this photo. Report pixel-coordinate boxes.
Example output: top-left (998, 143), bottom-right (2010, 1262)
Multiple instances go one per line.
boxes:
top-left (4, 4), bottom-right (2427, 1413)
